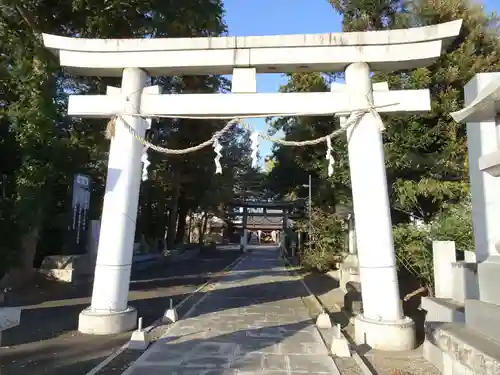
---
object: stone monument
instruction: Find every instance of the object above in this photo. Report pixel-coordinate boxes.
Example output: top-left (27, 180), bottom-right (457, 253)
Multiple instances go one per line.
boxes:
top-left (38, 173), bottom-right (93, 282)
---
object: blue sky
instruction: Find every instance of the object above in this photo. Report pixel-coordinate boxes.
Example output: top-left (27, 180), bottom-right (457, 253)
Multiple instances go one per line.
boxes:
top-left (224, 0), bottom-right (341, 164)
top-left (223, 0), bottom-right (499, 165)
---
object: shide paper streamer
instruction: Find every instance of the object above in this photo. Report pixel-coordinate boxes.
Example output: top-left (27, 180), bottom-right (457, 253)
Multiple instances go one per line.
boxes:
top-left (326, 136), bottom-right (335, 177)
top-left (141, 146), bottom-right (150, 181)
top-left (213, 138), bottom-right (223, 174)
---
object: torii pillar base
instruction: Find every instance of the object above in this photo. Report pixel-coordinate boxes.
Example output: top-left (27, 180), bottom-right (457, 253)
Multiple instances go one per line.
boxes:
top-left (354, 315), bottom-right (416, 351)
top-left (78, 306), bottom-right (137, 335)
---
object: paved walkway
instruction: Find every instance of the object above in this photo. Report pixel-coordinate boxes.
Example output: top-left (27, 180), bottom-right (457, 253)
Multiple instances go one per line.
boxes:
top-left (123, 247), bottom-right (337, 374)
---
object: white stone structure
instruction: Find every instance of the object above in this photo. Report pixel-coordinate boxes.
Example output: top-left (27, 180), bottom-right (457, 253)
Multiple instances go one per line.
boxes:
top-left (43, 20), bottom-right (462, 347)
top-left (451, 73), bottom-right (500, 304)
top-left (421, 241), bottom-right (478, 324)
top-left (420, 73), bottom-right (500, 374)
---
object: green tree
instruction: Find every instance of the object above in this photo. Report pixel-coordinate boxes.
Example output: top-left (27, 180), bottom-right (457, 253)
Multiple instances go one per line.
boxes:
top-left (295, 207), bottom-right (346, 272)
top-left (0, 0), bottom-right (234, 284)
top-left (327, 0), bottom-right (499, 291)
top-left (268, 0), bottom-right (499, 285)
top-left (379, 1), bottom-right (500, 223)
top-left (267, 72), bottom-right (350, 208)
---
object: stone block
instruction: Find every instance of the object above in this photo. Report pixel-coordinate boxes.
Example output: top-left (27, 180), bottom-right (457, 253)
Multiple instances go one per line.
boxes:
top-left (465, 299), bottom-right (500, 343)
top-left (39, 268), bottom-right (75, 283)
top-left (164, 307), bottom-right (178, 323)
top-left (432, 241), bottom-right (456, 299)
top-left (129, 329), bottom-right (150, 350)
top-left (40, 254), bottom-right (87, 270)
top-left (425, 321), bottom-right (500, 375)
top-left (39, 254), bottom-right (92, 282)
top-left (477, 255), bottom-right (500, 305)
top-left (452, 262), bottom-right (479, 303)
top-left (231, 68), bottom-right (257, 93)
top-left (423, 339), bottom-right (444, 373)
top-left (331, 337), bottom-right (351, 357)
top-left (421, 297), bottom-right (465, 323)
top-left (330, 324), bottom-right (351, 357)
top-left (315, 312), bottom-right (332, 329)
top-left (464, 251), bottom-right (476, 262)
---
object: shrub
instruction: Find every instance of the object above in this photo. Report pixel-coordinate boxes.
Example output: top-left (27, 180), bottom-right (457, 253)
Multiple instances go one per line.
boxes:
top-left (394, 199), bottom-right (473, 296)
top-left (393, 223), bottom-right (433, 293)
top-left (295, 208), bottom-right (345, 272)
top-left (430, 199), bottom-right (473, 253)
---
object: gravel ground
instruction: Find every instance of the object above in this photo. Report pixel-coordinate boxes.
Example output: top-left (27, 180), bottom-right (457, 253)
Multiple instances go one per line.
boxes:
top-left (333, 357), bottom-right (364, 375)
top-left (300, 269), bottom-right (441, 375)
top-left (363, 352), bottom-right (440, 375)
top-left (1, 247), bottom-right (242, 375)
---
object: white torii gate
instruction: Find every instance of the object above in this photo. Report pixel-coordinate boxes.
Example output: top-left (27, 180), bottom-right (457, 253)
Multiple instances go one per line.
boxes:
top-left (43, 20), bottom-right (461, 351)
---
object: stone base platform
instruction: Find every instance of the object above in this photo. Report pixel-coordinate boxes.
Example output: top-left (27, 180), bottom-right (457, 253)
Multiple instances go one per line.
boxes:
top-left (424, 322), bottom-right (500, 375)
top-left (354, 314), bottom-right (416, 351)
top-left (78, 306), bottom-right (137, 335)
top-left (422, 297), bottom-right (465, 323)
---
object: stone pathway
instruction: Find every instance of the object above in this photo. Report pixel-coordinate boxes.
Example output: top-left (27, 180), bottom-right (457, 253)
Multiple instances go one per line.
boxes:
top-left (122, 247), bottom-right (337, 374)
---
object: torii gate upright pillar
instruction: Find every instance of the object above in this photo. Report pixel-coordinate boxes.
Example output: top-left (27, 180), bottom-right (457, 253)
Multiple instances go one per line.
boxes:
top-left (344, 62), bottom-right (414, 350)
top-left (281, 209), bottom-right (288, 257)
top-left (79, 68), bottom-right (147, 334)
top-left (241, 208), bottom-right (249, 253)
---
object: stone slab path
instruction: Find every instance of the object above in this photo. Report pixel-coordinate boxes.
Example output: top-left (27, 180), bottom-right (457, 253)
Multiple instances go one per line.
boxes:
top-left (122, 247), bottom-right (337, 374)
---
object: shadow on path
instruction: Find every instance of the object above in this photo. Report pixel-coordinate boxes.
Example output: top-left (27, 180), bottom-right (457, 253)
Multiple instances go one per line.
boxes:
top-left (123, 247), bottom-right (338, 374)
top-left (130, 321), bottom-right (316, 373)
top-left (1, 249), bottom-right (242, 375)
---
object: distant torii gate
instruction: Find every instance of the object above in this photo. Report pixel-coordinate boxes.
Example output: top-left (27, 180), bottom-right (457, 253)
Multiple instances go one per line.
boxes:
top-left (225, 200), bottom-right (305, 252)
top-left (43, 20), bottom-right (461, 350)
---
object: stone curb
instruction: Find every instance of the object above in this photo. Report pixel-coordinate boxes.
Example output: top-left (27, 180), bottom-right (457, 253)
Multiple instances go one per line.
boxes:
top-left (281, 256), bottom-right (376, 375)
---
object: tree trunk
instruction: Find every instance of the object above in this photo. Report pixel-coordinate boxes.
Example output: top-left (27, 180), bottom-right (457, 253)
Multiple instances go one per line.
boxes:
top-left (186, 211), bottom-right (193, 243)
top-left (157, 196), bottom-right (167, 241)
top-left (21, 227), bottom-right (39, 271)
top-left (175, 197), bottom-right (188, 245)
top-left (198, 212), bottom-right (208, 245)
top-left (167, 176), bottom-right (181, 250)
top-left (0, 226), bottom-right (39, 289)
top-left (140, 183), bottom-right (153, 239)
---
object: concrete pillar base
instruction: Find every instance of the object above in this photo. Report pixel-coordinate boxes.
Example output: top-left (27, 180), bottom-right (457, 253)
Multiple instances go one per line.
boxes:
top-left (78, 306), bottom-right (137, 335)
top-left (354, 314), bottom-right (416, 351)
